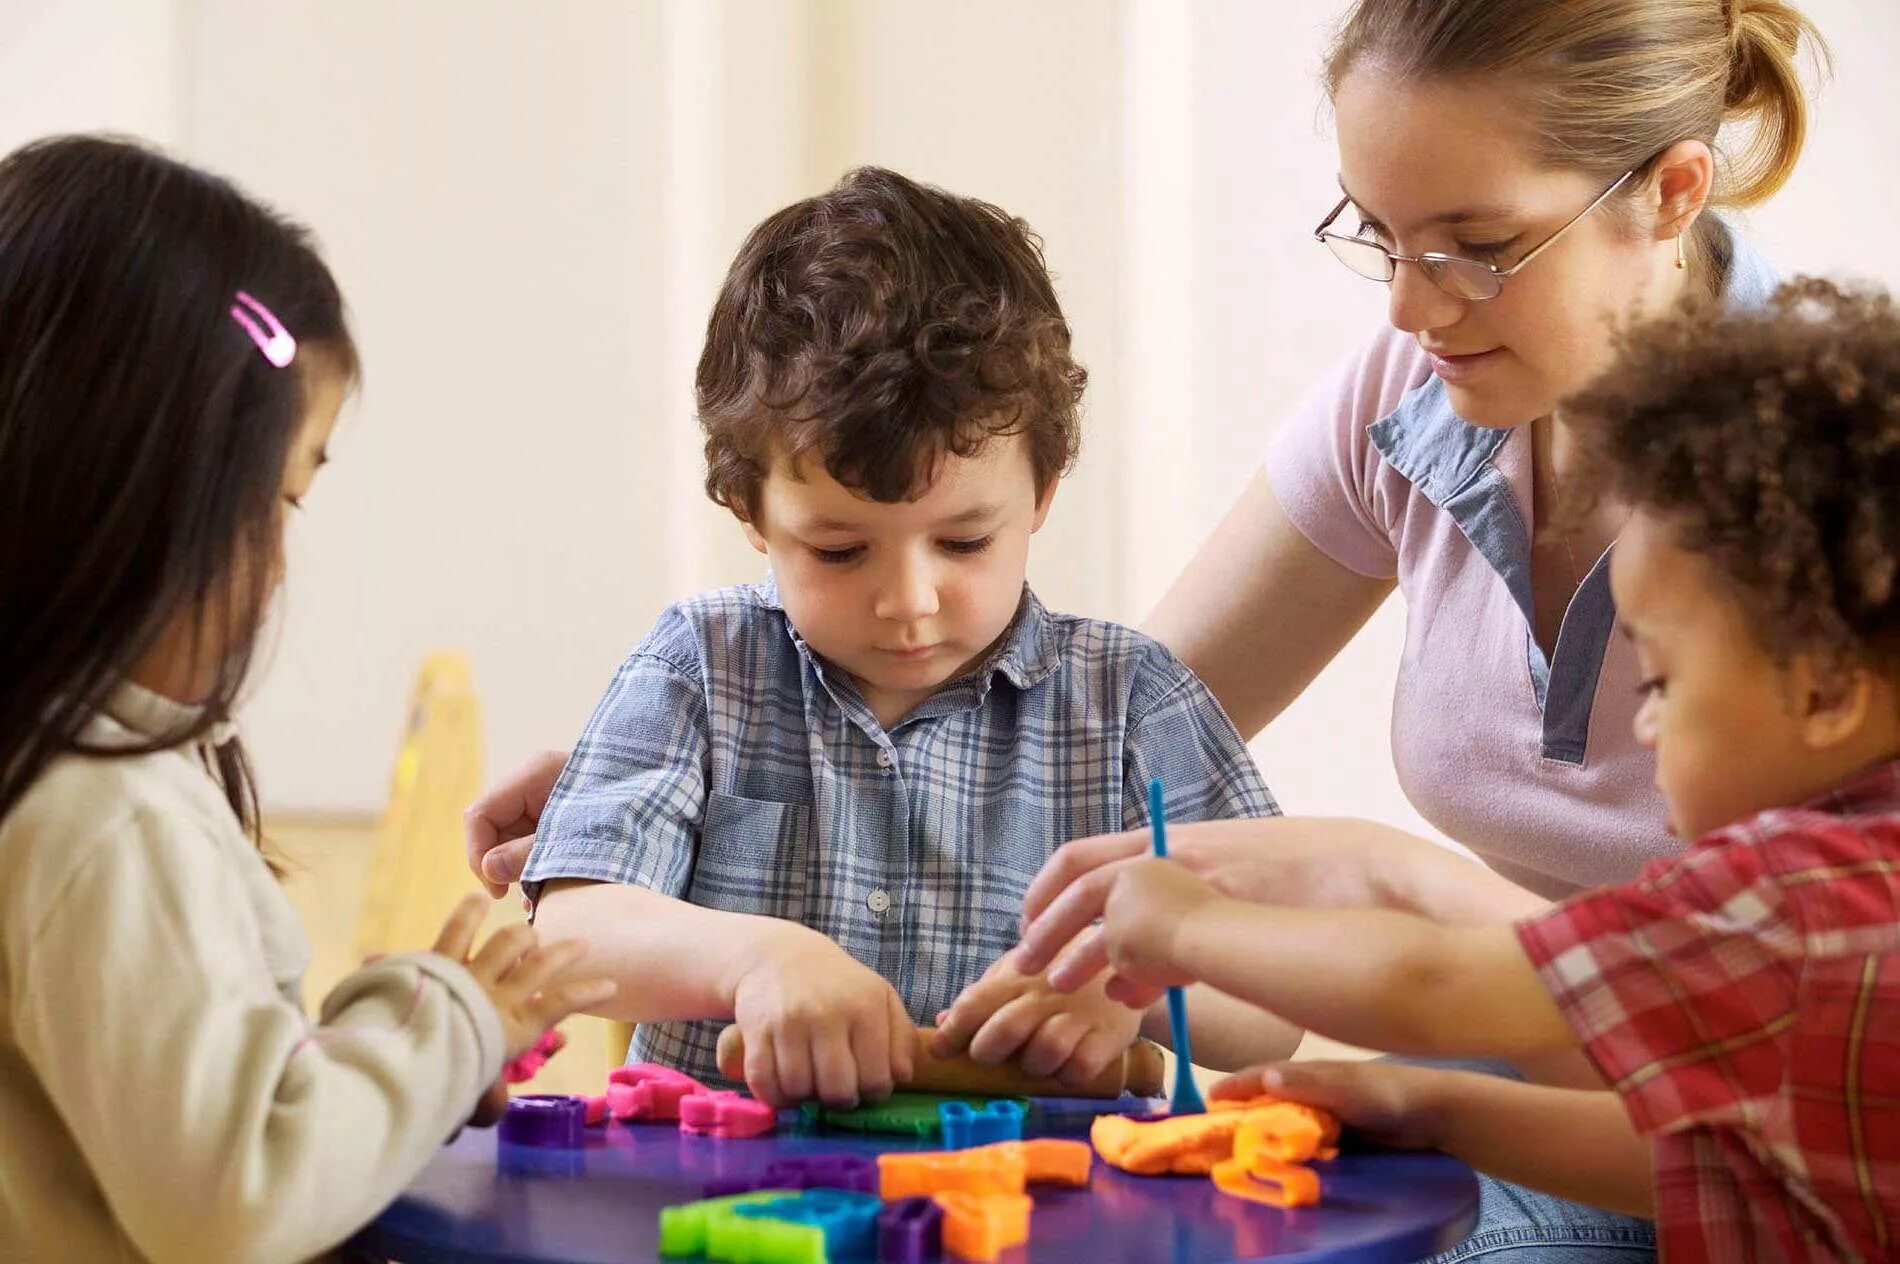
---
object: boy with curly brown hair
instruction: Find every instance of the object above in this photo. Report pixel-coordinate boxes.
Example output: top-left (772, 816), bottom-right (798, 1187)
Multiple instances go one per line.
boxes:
top-left (513, 167), bottom-right (1287, 1106)
top-left (1041, 278), bottom-right (1900, 1262)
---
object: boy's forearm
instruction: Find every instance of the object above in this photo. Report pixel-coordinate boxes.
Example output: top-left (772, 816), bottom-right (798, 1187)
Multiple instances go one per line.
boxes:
top-left (1140, 985), bottom-right (1305, 1072)
top-left (1169, 900), bottom-right (1574, 1059)
top-left (533, 880), bottom-right (807, 1025)
top-left (1420, 1072), bottom-right (1654, 1217)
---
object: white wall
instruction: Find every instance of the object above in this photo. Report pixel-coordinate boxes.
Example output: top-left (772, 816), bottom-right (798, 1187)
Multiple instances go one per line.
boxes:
top-left (0, 0), bottom-right (186, 154)
top-left (4, 1), bottom-right (1896, 829)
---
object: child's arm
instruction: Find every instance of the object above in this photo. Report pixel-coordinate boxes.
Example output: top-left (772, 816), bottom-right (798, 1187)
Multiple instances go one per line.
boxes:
top-left (1090, 858), bottom-right (1575, 1060)
top-left (6, 822), bottom-right (586, 1263)
top-left (535, 880), bottom-right (914, 1106)
top-left (1219, 1061), bottom-right (1654, 1217)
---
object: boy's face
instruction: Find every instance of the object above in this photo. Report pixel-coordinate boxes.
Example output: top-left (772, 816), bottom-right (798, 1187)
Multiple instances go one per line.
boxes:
top-left (745, 433), bottom-right (1053, 725)
top-left (1611, 509), bottom-right (1882, 842)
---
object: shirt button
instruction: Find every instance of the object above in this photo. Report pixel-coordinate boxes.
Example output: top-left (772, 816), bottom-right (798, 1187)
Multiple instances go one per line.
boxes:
top-left (875, 749), bottom-right (894, 769)
top-left (867, 889), bottom-right (892, 914)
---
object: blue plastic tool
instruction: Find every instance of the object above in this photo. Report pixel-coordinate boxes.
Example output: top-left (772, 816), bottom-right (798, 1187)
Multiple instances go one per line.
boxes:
top-left (1149, 777), bottom-right (1206, 1115)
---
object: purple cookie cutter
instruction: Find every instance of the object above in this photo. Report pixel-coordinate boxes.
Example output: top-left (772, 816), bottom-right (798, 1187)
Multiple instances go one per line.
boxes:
top-left (499, 1094), bottom-right (587, 1148)
top-left (876, 1196), bottom-right (944, 1264)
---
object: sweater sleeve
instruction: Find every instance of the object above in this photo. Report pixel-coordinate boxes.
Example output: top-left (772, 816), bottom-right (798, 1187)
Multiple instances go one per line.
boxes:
top-left (8, 802), bottom-right (504, 1264)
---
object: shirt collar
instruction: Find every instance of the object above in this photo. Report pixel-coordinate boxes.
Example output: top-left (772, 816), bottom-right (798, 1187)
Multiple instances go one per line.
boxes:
top-left (97, 680), bottom-right (240, 749)
top-left (1806, 757), bottom-right (1900, 820)
top-left (754, 574), bottom-right (1065, 703)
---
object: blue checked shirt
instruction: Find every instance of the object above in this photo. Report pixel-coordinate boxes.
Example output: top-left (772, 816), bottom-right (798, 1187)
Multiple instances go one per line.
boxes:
top-left (522, 579), bottom-right (1278, 1083)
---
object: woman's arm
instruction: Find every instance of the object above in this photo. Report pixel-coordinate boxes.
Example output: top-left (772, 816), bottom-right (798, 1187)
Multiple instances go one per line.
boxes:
top-left (1145, 471), bottom-right (1393, 739)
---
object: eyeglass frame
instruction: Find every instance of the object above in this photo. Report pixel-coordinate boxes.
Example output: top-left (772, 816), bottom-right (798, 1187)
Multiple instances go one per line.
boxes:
top-left (1312, 169), bottom-right (1636, 301)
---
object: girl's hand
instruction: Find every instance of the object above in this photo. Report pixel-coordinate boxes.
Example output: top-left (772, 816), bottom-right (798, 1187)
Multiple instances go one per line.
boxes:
top-left (466, 1077), bottom-right (511, 1128)
top-left (431, 893), bottom-right (616, 1061)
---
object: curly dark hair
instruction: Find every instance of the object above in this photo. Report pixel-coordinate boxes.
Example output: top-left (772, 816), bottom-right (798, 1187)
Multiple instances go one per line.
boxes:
top-left (1566, 276), bottom-right (1900, 674)
top-left (697, 166), bottom-right (1086, 519)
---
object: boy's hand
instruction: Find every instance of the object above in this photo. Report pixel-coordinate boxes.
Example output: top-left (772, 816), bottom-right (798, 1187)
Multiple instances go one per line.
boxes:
top-left (432, 893), bottom-right (617, 1061)
top-left (1050, 857), bottom-right (1222, 1001)
top-left (1213, 1060), bottom-right (1447, 1150)
top-left (931, 949), bottom-right (1143, 1087)
top-left (728, 926), bottom-right (915, 1109)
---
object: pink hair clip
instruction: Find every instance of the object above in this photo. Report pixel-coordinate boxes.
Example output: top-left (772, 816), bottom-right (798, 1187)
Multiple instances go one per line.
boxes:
top-left (229, 290), bottom-right (297, 368)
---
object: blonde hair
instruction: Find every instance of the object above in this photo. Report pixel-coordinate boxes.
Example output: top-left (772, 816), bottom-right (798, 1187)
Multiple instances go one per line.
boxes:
top-left (1325, 0), bottom-right (1828, 229)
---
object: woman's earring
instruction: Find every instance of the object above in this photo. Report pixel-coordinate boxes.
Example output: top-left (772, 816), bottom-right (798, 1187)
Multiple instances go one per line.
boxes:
top-left (1675, 233), bottom-right (1687, 271)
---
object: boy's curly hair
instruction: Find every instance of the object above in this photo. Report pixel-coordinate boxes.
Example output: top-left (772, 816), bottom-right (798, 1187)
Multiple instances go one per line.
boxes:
top-left (1566, 276), bottom-right (1900, 673)
top-left (697, 166), bottom-right (1086, 519)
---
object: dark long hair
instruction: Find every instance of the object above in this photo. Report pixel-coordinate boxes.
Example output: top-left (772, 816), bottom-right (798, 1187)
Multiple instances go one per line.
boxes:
top-left (0, 135), bottom-right (357, 839)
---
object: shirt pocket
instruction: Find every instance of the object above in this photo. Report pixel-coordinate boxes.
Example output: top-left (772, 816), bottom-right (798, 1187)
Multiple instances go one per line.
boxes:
top-left (690, 792), bottom-right (813, 922)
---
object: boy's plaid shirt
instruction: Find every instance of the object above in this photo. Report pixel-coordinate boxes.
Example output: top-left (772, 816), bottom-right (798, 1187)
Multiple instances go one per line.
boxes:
top-left (524, 580), bottom-right (1277, 1083)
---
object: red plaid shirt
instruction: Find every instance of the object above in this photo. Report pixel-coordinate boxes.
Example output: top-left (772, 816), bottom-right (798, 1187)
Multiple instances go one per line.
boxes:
top-left (1518, 760), bottom-right (1900, 1263)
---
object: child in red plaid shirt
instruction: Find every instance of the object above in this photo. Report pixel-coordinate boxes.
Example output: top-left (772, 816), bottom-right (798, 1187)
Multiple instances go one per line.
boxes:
top-left (1023, 278), bottom-right (1900, 1262)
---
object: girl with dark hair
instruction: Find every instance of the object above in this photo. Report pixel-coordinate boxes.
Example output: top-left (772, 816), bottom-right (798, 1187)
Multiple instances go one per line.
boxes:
top-left (0, 135), bottom-right (612, 1262)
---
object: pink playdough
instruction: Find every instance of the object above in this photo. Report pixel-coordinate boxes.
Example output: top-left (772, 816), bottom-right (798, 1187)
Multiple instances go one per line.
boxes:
top-left (678, 1090), bottom-right (777, 1139)
top-left (502, 1029), bottom-right (568, 1085)
top-left (604, 1063), bottom-right (704, 1121)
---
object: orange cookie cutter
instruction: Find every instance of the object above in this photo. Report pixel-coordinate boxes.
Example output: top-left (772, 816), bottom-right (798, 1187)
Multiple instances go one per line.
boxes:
top-left (877, 1137), bottom-right (1093, 1200)
top-left (878, 1145), bottom-right (1027, 1200)
top-left (1210, 1115), bottom-right (1328, 1209)
top-left (931, 1191), bottom-right (1033, 1262)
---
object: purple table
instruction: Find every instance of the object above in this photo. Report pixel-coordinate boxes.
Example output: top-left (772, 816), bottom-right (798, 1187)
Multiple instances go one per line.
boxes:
top-left (356, 1105), bottom-right (1477, 1263)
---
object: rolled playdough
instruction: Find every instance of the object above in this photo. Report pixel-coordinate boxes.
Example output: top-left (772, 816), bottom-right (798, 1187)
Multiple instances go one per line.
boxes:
top-left (715, 1025), bottom-right (1166, 1099)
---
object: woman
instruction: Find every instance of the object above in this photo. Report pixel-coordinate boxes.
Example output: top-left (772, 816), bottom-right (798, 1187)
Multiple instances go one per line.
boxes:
top-left (1004, 1), bottom-right (1824, 1260)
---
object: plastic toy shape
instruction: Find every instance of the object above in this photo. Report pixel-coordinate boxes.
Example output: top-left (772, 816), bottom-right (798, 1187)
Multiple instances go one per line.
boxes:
top-left (876, 1197), bottom-right (944, 1264)
top-left (608, 1063), bottom-right (706, 1121)
top-left (702, 1173), bottom-right (778, 1199)
top-left (930, 1191), bottom-right (1033, 1262)
top-left (498, 1094), bottom-right (586, 1148)
top-left (657, 1192), bottom-right (798, 1259)
top-left (878, 1145), bottom-right (1028, 1200)
top-left (1211, 1151), bottom-right (1321, 1209)
top-left (703, 1203), bottom-right (824, 1264)
top-left (938, 1100), bottom-right (1025, 1149)
top-left (1000, 1139), bottom-right (1093, 1187)
top-left (1209, 1113), bottom-right (1329, 1208)
top-left (733, 1190), bottom-right (881, 1258)
top-left (681, 1090), bottom-right (778, 1139)
top-left (761, 1154), bottom-right (879, 1195)
top-left (799, 1092), bottom-right (1014, 1138)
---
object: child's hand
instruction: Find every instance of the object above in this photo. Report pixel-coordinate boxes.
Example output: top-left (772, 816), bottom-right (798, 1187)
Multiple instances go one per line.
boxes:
top-left (467, 1077), bottom-right (511, 1128)
top-left (931, 948), bottom-right (1143, 1087)
top-left (1213, 1060), bottom-right (1446, 1151)
top-left (1081, 856), bottom-right (1223, 1001)
top-left (463, 748), bottom-right (570, 900)
top-left (432, 893), bottom-right (617, 1062)
top-left (729, 926), bottom-right (915, 1109)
